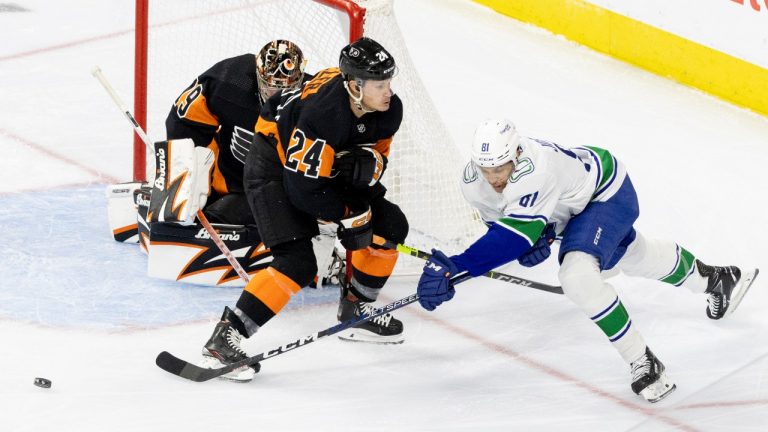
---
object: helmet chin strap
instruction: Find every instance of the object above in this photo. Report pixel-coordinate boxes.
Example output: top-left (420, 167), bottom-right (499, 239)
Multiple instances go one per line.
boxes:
top-left (344, 80), bottom-right (375, 114)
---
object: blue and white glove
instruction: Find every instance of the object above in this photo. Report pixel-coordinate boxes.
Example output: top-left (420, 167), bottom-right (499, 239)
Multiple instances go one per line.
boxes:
top-left (417, 249), bottom-right (458, 311)
top-left (518, 224), bottom-right (557, 267)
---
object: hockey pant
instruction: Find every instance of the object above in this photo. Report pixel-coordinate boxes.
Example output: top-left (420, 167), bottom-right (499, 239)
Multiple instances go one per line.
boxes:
top-left (559, 231), bottom-right (706, 364)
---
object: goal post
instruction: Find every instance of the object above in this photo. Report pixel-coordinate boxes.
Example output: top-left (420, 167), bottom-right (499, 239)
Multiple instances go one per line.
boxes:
top-left (133, 0), bottom-right (482, 263)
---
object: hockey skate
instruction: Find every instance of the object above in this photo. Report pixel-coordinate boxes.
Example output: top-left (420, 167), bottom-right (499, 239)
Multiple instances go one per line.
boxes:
top-left (336, 264), bottom-right (404, 344)
top-left (630, 347), bottom-right (676, 403)
top-left (201, 306), bottom-right (259, 382)
top-left (697, 260), bottom-right (759, 320)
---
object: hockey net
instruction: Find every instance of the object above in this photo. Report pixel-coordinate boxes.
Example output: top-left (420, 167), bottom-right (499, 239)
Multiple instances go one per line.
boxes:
top-left (135, 0), bottom-right (483, 272)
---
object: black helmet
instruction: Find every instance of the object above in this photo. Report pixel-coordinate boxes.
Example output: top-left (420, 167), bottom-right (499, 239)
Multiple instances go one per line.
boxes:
top-left (339, 37), bottom-right (396, 81)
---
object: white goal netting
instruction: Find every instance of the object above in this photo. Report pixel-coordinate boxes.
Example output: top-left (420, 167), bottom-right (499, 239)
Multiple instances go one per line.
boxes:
top-left (141, 0), bottom-right (483, 271)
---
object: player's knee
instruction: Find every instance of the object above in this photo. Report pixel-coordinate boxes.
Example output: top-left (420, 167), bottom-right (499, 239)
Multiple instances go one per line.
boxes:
top-left (559, 251), bottom-right (602, 305)
top-left (269, 238), bottom-right (318, 287)
top-left (371, 198), bottom-right (409, 244)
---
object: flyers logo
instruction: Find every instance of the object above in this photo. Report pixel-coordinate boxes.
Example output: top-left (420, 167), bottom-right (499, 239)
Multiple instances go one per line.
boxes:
top-left (231, 126), bottom-right (253, 164)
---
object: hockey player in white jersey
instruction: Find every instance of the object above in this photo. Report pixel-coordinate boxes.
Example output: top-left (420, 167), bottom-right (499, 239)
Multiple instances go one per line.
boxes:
top-left (416, 118), bottom-right (759, 403)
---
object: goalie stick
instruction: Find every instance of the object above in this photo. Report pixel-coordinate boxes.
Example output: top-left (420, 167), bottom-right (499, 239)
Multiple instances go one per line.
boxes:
top-left (156, 272), bottom-right (471, 382)
top-left (91, 66), bottom-right (251, 283)
top-left (372, 235), bottom-right (564, 295)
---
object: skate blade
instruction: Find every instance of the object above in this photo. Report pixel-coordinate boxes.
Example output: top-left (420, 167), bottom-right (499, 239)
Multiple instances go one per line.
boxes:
top-left (199, 355), bottom-right (255, 383)
top-left (724, 268), bottom-right (759, 318)
top-left (337, 330), bottom-right (405, 345)
top-left (639, 372), bottom-right (676, 403)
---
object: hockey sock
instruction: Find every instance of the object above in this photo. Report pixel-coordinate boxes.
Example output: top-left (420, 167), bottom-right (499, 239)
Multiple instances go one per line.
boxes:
top-left (617, 232), bottom-right (705, 293)
top-left (235, 267), bottom-right (302, 335)
top-left (560, 251), bottom-right (647, 363)
top-left (347, 246), bottom-right (399, 302)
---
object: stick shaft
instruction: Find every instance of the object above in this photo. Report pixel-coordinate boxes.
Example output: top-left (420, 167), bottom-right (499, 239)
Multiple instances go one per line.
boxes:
top-left (372, 235), bottom-right (563, 295)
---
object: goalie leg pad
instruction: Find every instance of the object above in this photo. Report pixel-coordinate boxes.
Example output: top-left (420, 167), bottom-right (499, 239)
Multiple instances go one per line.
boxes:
top-left (135, 185), bottom-right (151, 254)
top-left (106, 182), bottom-right (144, 243)
top-left (147, 222), bottom-right (271, 286)
top-left (149, 139), bottom-right (213, 225)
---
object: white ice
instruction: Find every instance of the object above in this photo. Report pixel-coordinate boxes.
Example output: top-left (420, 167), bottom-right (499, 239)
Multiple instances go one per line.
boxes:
top-left (1, 1), bottom-right (767, 431)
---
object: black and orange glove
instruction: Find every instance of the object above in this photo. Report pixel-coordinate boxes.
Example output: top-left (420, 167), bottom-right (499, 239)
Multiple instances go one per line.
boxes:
top-left (333, 146), bottom-right (386, 189)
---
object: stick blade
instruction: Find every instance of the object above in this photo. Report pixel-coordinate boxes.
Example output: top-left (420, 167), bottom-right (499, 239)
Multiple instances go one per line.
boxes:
top-left (155, 351), bottom-right (225, 383)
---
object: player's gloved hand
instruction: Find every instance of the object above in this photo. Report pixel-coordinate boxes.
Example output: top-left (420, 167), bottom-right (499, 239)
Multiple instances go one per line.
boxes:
top-left (518, 223), bottom-right (557, 267)
top-left (333, 146), bottom-right (386, 189)
top-left (417, 249), bottom-right (458, 311)
top-left (337, 205), bottom-right (373, 251)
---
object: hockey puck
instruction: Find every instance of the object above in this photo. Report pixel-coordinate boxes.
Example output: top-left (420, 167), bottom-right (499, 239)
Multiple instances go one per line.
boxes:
top-left (34, 377), bottom-right (52, 388)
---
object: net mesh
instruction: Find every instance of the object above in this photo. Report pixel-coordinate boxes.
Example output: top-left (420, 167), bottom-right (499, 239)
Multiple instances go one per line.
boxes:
top-left (143, 0), bottom-right (482, 271)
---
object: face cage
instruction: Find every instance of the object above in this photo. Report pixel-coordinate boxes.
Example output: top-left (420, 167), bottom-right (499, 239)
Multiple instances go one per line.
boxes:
top-left (256, 73), bottom-right (301, 103)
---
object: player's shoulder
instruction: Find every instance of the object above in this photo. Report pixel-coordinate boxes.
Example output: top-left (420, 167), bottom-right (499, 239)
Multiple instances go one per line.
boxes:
top-left (383, 94), bottom-right (403, 128)
top-left (295, 76), bottom-right (349, 138)
top-left (199, 54), bottom-right (259, 110)
top-left (202, 54), bottom-right (256, 79)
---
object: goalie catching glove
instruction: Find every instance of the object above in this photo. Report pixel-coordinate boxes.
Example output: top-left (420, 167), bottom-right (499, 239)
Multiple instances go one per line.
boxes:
top-left (333, 146), bottom-right (386, 188)
top-left (337, 205), bottom-right (373, 251)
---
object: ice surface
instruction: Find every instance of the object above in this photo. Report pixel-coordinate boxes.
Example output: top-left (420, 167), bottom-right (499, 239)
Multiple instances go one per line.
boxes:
top-left (0, 0), bottom-right (766, 431)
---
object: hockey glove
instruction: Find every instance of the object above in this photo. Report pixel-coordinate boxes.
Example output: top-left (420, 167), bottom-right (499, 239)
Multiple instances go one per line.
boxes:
top-left (337, 206), bottom-right (373, 251)
top-left (333, 146), bottom-right (386, 189)
top-left (417, 249), bottom-right (458, 311)
top-left (518, 223), bottom-right (557, 267)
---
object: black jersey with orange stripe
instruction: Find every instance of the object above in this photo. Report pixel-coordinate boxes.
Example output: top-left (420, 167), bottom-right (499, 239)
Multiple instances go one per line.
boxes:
top-left (252, 67), bottom-right (403, 222)
top-left (165, 54), bottom-right (313, 196)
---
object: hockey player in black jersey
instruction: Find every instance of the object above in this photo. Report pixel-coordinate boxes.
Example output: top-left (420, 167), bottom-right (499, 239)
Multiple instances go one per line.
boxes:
top-left (165, 40), bottom-right (307, 225)
top-left (201, 37), bottom-right (409, 381)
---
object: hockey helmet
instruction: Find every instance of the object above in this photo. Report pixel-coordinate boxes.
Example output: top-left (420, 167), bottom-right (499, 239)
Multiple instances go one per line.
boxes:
top-left (339, 37), bottom-right (397, 81)
top-left (256, 39), bottom-right (306, 102)
top-left (471, 119), bottom-right (521, 168)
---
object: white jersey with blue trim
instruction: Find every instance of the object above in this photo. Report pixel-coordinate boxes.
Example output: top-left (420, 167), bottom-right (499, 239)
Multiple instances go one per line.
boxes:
top-left (460, 137), bottom-right (627, 244)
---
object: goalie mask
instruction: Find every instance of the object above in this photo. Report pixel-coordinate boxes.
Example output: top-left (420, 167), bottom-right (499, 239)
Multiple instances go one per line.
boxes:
top-left (256, 39), bottom-right (306, 103)
top-left (471, 118), bottom-right (521, 168)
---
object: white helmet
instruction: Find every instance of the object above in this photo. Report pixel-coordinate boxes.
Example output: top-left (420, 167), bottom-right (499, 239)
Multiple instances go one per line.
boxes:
top-left (471, 118), bottom-right (521, 168)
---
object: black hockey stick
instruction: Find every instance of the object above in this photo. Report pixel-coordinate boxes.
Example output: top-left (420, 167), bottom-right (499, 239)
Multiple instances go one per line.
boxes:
top-left (156, 273), bottom-right (471, 382)
top-left (372, 235), bottom-right (564, 295)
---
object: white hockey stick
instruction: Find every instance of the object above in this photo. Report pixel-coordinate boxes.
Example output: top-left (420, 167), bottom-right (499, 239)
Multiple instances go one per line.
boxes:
top-left (91, 66), bottom-right (251, 283)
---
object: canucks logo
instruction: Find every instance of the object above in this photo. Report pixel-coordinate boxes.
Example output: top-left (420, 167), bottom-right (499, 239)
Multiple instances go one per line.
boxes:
top-left (510, 157), bottom-right (534, 183)
top-left (463, 162), bottom-right (479, 184)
